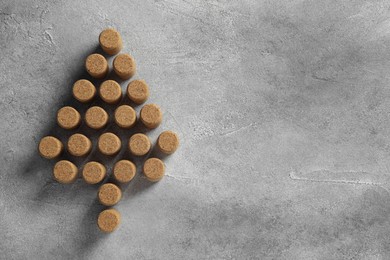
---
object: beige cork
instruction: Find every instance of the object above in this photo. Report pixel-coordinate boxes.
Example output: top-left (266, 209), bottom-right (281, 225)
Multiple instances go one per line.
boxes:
top-left (113, 160), bottom-right (136, 183)
top-left (85, 53), bottom-right (108, 79)
top-left (157, 131), bottom-right (179, 155)
top-left (72, 79), bottom-right (96, 103)
top-left (143, 158), bottom-right (165, 182)
top-left (113, 53), bottom-right (136, 80)
top-left (129, 133), bottom-right (151, 156)
top-left (99, 28), bottom-right (123, 55)
top-left (98, 208), bottom-right (121, 233)
top-left (98, 132), bottom-right (121, 155)
top-left (57, 106), bottom-right (81, 130)
top-left (140, 104), bottom-right (162, 129)
top-left (38, 136), bottom-right (63, 159)
top-left (98, 183), bottom-right (122, 206)
top-left (53, 160), bottom-right (78, 184)
top-left (67, 133), bottom-right (92, 157)
top-left (82, 161), bottom-right (106, 184)
top-left (127, 80), bottom-right (149, 104)
top-left (85, 106), bottom-right (108, 130)
top-left (99, 80), bottom-right (122, 104)
top-left (114, 105), bottom-right (136, 128)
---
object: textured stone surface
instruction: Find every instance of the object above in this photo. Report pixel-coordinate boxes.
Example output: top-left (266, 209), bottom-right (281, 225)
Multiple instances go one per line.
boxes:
top-left (2, 0), bottom-right (390, 259)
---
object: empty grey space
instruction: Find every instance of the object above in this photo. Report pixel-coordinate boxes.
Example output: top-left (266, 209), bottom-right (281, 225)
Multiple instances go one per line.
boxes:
top-left (1, 0), bottom-right (390, 259)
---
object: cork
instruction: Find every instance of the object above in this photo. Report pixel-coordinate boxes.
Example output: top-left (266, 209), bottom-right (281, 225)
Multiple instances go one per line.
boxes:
top-left (98, 132), bottom-right (121, 155)
top-left (157, 131), bottom-right (179, 155)
top-left (99, 80), bottom-right (122, 104)
top-left (113, 53), bottom-right (136, 80)
top-left (67, 133), bottom-right (92, 157)
top-left (143, 158), bottom-right (165, 182)
top-left (85, 106), bottom-right (109, 130)
top-left (72, 79), bottom-right (96, 103)
top-left (129, 133), bottom-right (151, 156)
top-left (85, 53), bottom-right (108, 79)
top-left (97, 209), bottom-right (121, 233)
top-left (126, 80), bottom-right (149, 104)
top-left (98, 183), bottom-right (122, 206)
top-left (57, 106), bottom-right (81, 130)
top-left (53, 160), bottom-right (78, 184)
top-left (99, 28), bottom-right (123, 55)
top-left (114, 105), bottom-right (136, 128)
top-left (82, 161), bottom-right (106, 184)
top-left (38, 136), bottom-right (63, 159)
top-left (113, 160), bottom-right (136, 183)
top-left (140, 104), bottom-right (162, 129)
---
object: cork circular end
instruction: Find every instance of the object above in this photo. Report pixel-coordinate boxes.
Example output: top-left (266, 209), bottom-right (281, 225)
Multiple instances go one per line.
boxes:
top-left (143, 158), bottom-right (165, 182)
top-left (113, 53), bottom-right (136, 80)
top-left (82, 161), bottom-right (106, 184)
top-left (53, 160), bottom-right (78, 184)
top-left (72, 79), bottom-right (96, 103)
top-left (157, 131), bottom-right (179, 155)
top-left (97, 209), bottom-right (121, 233)
top-left (38, 136), bottom-right (63, 159)
top-left (67, 133), bottom-right (92, 157)
top-left (98, 132), bottom-right (121, 155)
top-left (85, 53), bottom-right (108, 79)
top-left (114, 105), bottom-right (136, 128)
top-left (99, 80), bottom-right (122, 104)
top-left (57, 106), bottom-right (81, 130)
top-left (127, 80), bottom-right (149, 104)
top-left (85, 106), bottom-right (109, 130)
top-left (98, 183), bottom-right (122, 206)
top-left (129, 133), bottom-right (151, 156)
top-left (140, 104), bottom-right (162, 129)
top-left (99, 28), bottom-right (123, 55)
top-left (113, 160), bottom-right (136, 183)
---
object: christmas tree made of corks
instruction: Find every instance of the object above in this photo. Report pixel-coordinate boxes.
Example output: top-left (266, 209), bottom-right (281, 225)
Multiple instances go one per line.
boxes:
top-left (38, 29), bottom-right (179, 233)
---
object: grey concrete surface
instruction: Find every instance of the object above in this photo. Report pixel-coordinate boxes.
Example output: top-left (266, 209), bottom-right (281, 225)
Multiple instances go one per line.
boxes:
top-left (1, 0), bottom-right (390, 259)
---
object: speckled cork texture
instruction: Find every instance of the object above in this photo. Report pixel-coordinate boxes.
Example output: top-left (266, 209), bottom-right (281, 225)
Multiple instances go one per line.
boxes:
top-left (140, 103), bottom-right (162, 129)
top-left (72, 79), bottom-right (96, 103)
top-left (98, 183), bottom-right (122, 206)
top-left (127, 80), bottom-right (149, 104)
top-left (67, 133), bottom-right (92, 157)
top-left (129, 133), bottom-right (151, 156)
top-left (53, 160), bottom-right (78, 184)
top-left (85, 106), bottom-right (108, 130)
top-left (38, 136), bottom-right (63, 159)
top-left (99, 80), bottom-right (122, 104)
top-left (143, 158), bottom-right (165, 182)
top-left (114, 105), bottom-right (136, 128)
top-left (97, 209), bottom-right (121, 233)
top-left (113, 53), bottom-right (136, 80)
top-left (98, 132), bottom-right (121, 155)
top-left (57, 106), bottom-right (81, 130)
top-left (157, 131), bottom-right (179, 155)
top-left (85, 53), bottom-right (108, 79)
top-left (113, 160), bottom-right (136, 183)
top-left (82, 161), bottom-right (106, 184)
top-left (99, 28), bottom-right (123, 55)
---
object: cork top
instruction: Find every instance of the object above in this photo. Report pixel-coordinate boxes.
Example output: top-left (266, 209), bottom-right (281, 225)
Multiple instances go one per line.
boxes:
top-left (67, 133), bottom-right (92, 157)
top-left (113, 53), bottom-right (136, 80)
top-left (98, 209), bottom-right (121, 233)
top-left (57, 106), bottom-right (81, 130)
top-left (140, 104), bottom-right (162, 129)
top-left (99, 28), bottom-right (123, 55)
top-left (114, 105), bottom-right (136, 128)
top-left (113, 160), bottom-right (136, 183)
top-left (143, 158), bottom-right (165, 182)
top-left (82, 161), bottom-right (106, 184)
top-left (127, 80), bottom-right (149, 104)
top-left (85, 106), bottom-right (108, 129)
top-left (38, 136), bottom-right (63, 159)
top-left (99, 80), bottom-right (122, 104)
top-left (98, 183), bottom-right (122, 206)
top-left (72, 79), bottom-right (96, 103)
top-left (85, 53), bottom-right (108, 79)
top-left (157, 131), bottom-right (179, 154)
top-left (53, 160), bottom-right (78, 184)
top-left (129, 133), bottom-right (151, 156)
top-left (98, 132), bottom-right (121, 155)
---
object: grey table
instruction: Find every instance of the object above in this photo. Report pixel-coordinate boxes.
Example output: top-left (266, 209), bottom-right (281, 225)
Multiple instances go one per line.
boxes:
top-left (1, 0), bottom-right (390, 259)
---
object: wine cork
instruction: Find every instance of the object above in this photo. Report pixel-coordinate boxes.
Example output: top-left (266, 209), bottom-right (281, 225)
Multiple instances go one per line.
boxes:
top-left (157, 131), bottom-right (179, 155)
top-left (85, 53), bottom-right (108, 79)
top-left (82, 161), bottom-right (106, 184)
top-left (114, 105), bottom-right (136, 128)
top-left (53, 160), bottom-right (78, 184)
top-left (38, 136), bottom-right (63, 159)
top-left (98, 183), bottom-right (122, 206)
top-left (67, 133), bottom-right (92, 157)
top-left (140, 104), bottom-right (162, 129)
top-left (72, 79), bottom-right (96, 103)
top-left (57, 106), bottom-right (81, 130)
top-left (143, 158), bottom-right (165, 182)
top-left (99, 80), bottom-right (122, 104)
top-left (113, 53), bottom-right (136, 80)
top-left (113, 160), bottom-right (136, 183)
top-left (98, 132), bottom-right (121, 155)
top-left (129, 133), bottom-right (151, 156)
top-left (127, 80), bottom-right (149, 104)
top-left (85, 106), bottom-right (108, 130)
top-left (99, 28), bottom-right (123, 55)
top-left (98, 209), bottom-right (121, 233)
